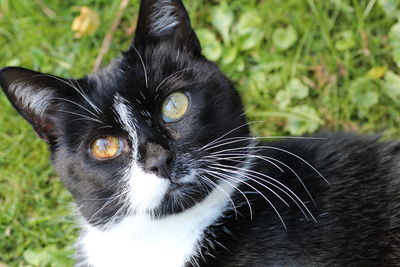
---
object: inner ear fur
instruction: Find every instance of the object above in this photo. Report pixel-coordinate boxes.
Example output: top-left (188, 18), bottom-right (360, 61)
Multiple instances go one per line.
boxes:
top-left (0, 67), bottom-right (76, 143)
top-left (132, 0), bottom-right (201, 55)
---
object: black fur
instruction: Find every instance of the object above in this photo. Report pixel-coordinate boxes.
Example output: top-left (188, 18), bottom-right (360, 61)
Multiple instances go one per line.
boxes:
top-left (199, 134), bottom-right (400, 266)
top-left (1, 0), bottom-right (400, 266)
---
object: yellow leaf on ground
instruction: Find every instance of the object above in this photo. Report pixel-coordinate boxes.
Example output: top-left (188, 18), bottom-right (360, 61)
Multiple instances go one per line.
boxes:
top-left (367, 66), bottom-right (387, 79)
top-left (72, 6), bottom-right (99, 38)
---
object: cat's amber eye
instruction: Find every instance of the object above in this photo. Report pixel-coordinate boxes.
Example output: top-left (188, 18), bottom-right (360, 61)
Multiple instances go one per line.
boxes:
top-left (162, 92), bottom-right (189, 122)
top-left (90, 136), bottom-right (124, 160)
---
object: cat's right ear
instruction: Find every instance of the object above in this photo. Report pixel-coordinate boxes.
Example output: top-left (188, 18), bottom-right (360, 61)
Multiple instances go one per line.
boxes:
top-left (132, 0), bottom-right (201, 55)
top-left (0, 67), bottom-right (73, 143)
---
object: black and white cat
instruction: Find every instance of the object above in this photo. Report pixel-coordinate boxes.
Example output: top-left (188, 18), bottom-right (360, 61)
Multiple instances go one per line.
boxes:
top-left (1, 0), bottom-right (400, 266)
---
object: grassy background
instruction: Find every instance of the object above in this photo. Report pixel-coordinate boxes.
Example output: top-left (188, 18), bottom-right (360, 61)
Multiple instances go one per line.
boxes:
top-left (1, 0), bottom-right (400, 266)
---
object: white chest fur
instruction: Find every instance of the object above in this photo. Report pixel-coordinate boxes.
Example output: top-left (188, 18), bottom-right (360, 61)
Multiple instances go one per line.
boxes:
top-left (79, 182), bottom-right (235, 267)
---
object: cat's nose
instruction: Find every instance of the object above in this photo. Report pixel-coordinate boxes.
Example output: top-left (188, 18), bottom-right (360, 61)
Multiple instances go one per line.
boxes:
top-left (143, 142), bottom-right (173, 179)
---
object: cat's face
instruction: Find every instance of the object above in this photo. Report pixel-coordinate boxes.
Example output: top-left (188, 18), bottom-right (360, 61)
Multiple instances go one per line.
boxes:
top-left (0, 0), bottom-right (249, 226)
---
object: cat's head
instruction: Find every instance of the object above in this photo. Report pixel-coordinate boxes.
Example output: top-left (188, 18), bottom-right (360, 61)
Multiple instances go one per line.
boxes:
top-left (0, 0), bottom-right (249, 226)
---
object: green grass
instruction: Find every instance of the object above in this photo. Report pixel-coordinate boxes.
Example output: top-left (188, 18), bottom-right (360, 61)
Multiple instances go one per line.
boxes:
top-left (1, 0), bottom-right (400, 266)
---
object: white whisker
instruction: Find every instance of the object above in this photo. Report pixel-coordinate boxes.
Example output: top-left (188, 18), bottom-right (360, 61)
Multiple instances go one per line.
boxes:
top-left (205, 160), bottom-right (315, 221)
top-left (34, 74), bottom-right (102, 114)
top-left (266, 157), bottom-right (317, 208)
top-left (59, 110), bottom-right (104, 124)
top-left (206, 152), bottom-right (284, 173)
top-left (207, 165), bottom-right (290, 208)
top-left (52, 97), bottom-right (100, 119)
top-left (155, 68), bottom-right (196, 92)
top-left (208, 145), bottom-right (329, 185)
top-left (207, 169), bottom-right (287, 229)
top-left (131, 46), bottom-right (149, 88)
top-left (72, 78), bottom-right (103, 114)
top-left (202, 171), bottom-right (253, 220)
top-left (204, 136), bottom-right (326, 152)
top-left (198, 121), bottom-right (262, 151)
top-left (205, 152), bottom-right (317, 208)
top-left (102, 198), bottom-right (131, 231)
top-left (86, 190), bottom-right (129, 225)
top-left (198, 173), bottom-right (239, 218)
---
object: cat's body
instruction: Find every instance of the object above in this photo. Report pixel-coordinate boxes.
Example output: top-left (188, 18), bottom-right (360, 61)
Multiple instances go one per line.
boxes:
top-left (202, 135), bottom-right (400, 266)
top-left (74, 134), bottom-right (400, 267)
top-left (1, 0), bottom-right (400, 266)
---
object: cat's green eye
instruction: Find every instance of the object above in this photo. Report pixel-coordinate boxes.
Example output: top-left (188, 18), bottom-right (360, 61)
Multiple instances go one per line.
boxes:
top-left (90, 136), bottom-right (124, 160)
top-left (162, 92), bottom-right (189, 122)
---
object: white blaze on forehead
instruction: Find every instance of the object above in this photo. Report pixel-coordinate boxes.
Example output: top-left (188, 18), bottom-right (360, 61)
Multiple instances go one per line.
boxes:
top-left (113, 94), bottom-right (139, 158)
top-left (113, 94), bottom-right (169, 212)
top-left (150, 1), bottom-right (180, 36)
top-left (9, 82), bottom-right (54, 117)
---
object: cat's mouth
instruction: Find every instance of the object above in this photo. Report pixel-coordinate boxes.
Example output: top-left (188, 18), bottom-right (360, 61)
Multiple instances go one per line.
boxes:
top-left (151, 174), bottom-right (211, 216)
top-left (165, 181), bottom-right (196, 194)
top-left (168, 182), bottom-right (184, 192)
top-left (127, 166), bottom-right (209, 216)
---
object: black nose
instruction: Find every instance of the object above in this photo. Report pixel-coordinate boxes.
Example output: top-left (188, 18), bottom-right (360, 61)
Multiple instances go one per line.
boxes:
top-left (143, 142), bottom-right (173, 178)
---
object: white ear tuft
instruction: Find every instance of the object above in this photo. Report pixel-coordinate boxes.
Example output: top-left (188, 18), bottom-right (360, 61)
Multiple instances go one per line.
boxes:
top-left (9, 82), bottom-right (54, 117)
top-left (150, 1), bottom-right (180, 36)
top-left (132, 0), bottom-right (201, 55)
top-left (1, 66), bottom-right (75, 142)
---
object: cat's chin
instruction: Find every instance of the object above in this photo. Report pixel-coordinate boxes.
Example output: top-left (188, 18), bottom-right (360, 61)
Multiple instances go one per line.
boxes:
top-left (167, 182), bottom-right (184, 193)
top-left (153, 180), bottom-right (211, 217)
top-left (121, 165), bottom-right (208, 218)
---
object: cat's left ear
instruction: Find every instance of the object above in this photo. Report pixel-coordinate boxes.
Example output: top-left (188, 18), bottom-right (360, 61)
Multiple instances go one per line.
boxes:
top-left (132, 0), bottom-right (201, 55)
top-left (0, 67), bottom-right (75, 143)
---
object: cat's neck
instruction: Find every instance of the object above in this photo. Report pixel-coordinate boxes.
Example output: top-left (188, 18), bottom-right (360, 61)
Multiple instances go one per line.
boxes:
top-left (77, 180), bottom-right (237, 267)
